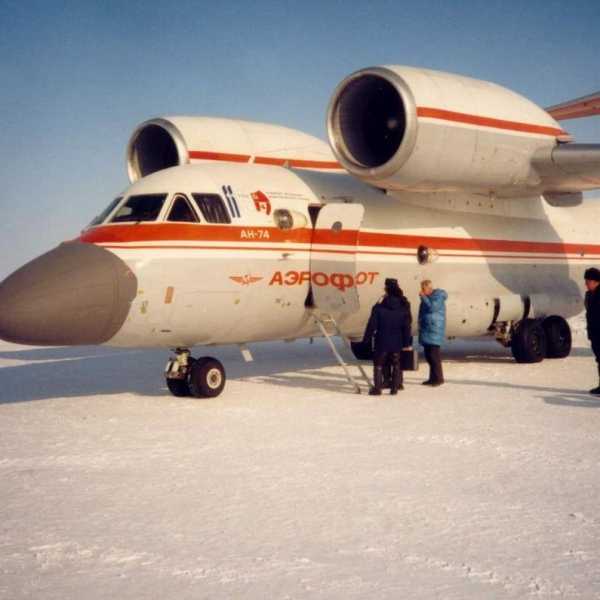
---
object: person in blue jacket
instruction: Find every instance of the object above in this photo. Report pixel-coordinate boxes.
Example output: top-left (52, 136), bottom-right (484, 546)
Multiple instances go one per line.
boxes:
top-left (363, 278), bottom-right (412, 396)
top-left (418, 279), bottom-right (448, 386)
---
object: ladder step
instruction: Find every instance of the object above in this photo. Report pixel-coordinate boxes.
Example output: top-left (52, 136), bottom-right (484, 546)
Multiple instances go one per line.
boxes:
top-left (312, 312), bottom-right (372, 392)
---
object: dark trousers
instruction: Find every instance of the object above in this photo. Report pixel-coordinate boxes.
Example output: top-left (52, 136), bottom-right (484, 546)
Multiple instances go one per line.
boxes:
top-left (423, 344), bottom-right (444, 384)
top-left (592, 338), bottom-right (600, 364)
top-left (373, 352), bottom-right (402, 391)
top-left (591, 338), bottom-right (600, 381)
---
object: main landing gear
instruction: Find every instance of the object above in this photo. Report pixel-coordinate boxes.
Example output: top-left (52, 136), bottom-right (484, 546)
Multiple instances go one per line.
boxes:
top-left (165, 348), bottom-right (226, 398)
top-left (509, 315), bottom-right (572, 363)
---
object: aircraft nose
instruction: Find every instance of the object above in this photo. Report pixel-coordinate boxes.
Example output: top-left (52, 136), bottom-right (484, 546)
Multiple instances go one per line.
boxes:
top-left (0, 242), bottom-right (137, 346)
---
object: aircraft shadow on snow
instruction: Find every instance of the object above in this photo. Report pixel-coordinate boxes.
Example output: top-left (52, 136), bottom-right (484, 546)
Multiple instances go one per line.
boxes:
top-left (0, 339), bottom-right (596, 405)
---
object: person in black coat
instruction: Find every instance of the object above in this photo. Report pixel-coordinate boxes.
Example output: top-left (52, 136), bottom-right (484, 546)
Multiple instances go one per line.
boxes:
top-left (584, 267), bottom-right (600, 395)
top-left (362, 278), bottom-right (412, 395)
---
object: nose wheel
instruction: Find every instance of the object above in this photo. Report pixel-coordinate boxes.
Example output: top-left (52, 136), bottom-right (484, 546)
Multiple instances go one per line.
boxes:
top-left (165, 349), bottom-right (226, 398)
top-left (189, 357), bottom-right (226, 398)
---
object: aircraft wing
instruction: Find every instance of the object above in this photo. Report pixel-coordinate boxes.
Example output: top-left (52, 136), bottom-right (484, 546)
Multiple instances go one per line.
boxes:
top-left (532, 143), bottom-right (600, 202)
top-left (534, 90), bottom-right (600, 200)
top-left (546, 91), bottom-right (600, 121)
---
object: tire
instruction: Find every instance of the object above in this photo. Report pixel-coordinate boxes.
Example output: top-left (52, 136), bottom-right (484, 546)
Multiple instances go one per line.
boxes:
top-left (166, 376), bottom-right (191, 397)
top-left (350, 340), bottom-right (373, 361)
top-left (511, 319), bottom-right (547, 363)
top-left (543, 315), bottom-right (572, 359)
top-left (188, 357), bottom-right (226, 398)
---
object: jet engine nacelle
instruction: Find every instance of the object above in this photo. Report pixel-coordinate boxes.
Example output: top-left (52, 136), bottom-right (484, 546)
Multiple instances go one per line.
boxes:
top-left (127, 116), bottom-right (338, 182)
top-left (326, 66), bottom-right (568, 196)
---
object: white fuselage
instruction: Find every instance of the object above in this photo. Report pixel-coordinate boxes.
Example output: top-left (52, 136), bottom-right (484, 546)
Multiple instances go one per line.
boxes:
top-left (78, 163), bottom-right (599, 349)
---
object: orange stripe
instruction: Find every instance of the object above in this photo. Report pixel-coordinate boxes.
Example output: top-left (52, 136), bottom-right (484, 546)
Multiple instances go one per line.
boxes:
top-left (416, 107), bottom-right (566, 137)
top-left (358, 231), bottom-right (599, 255)
top-left (253, 156), bottom-right (343, 169)
top-left (80, 224), bottom-right (312, 245)
top-left (188, 108), bottom-right (564, 170)
top-left (252, 156), bottom-right (286, 166)
top-left (189, 150), bottom-right (341, 170)
top-left (285, 158), bottom-right (342, 169)
top-left (79, 224), bottom-right (600, 256)
top-left (188, 150), bottom-right (250, 163)
top-left (96, 244), bottom-right (599, 261)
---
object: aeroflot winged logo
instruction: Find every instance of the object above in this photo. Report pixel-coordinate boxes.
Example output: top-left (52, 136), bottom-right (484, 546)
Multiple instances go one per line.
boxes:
top-left (229, 275), bottom-right (264, 286)
top-left (251, 190), bottom-right (272, 215)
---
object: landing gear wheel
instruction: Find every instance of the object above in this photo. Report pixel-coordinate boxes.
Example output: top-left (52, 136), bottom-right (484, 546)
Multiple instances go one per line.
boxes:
top-left (188, 357), bottom-right (226, 398)
top-left (543, 315), bottom-right (572, 359)
top-left (350, 340), bottom-right (373, 361)
top-left (511, 319), bottom-right (547, 363)
top-left (166, 377), bottom-right (191, 397)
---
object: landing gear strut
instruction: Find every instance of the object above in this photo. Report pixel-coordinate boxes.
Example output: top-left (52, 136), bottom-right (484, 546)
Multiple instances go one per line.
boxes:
top-left (165, 348), bottom-right (226, 398)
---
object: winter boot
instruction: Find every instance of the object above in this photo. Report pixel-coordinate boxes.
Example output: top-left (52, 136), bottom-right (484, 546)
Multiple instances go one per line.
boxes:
top-left (390, 362), bottom-right (403, 395)
top-left (382, 361), bottom-right (392, 389)
top-left (590, 366), bottom-right (600, 395)
top-left (369, 366), bottom-right (384, 396)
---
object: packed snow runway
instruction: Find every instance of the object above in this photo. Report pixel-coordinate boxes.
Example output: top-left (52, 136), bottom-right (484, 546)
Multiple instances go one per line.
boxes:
top-left (1, 320), bottom-right (600, 599)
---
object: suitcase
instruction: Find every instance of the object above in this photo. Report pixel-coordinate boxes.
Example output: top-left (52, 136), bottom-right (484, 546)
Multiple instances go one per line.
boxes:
top-left (400, 348), bottom-right (419, 371)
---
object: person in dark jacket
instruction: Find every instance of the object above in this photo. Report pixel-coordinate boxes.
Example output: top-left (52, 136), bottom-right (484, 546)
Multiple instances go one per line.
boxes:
top-left (418, 279), bottom-right (448, 386)
top-left (363, 278), bottom-right (412, 395)
top-left (584, 267), bottom-right (600, 395)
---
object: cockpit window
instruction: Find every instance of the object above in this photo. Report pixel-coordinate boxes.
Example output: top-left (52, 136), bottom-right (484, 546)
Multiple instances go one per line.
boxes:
top-left (167, 195), bottom-right (199, 223)
top-left (88, 197), bottom-right (122, 227)
top-left (191, 194), bottom-right (231, 224)
top-left (111, 194), bottom-right (167, 223)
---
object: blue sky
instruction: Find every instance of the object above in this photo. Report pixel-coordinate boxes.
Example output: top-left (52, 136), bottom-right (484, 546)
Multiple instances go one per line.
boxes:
top-left (1, 0), bottom-right (599, 278)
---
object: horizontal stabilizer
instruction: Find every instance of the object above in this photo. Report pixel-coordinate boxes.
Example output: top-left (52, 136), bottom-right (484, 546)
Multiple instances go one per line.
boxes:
top-left (546, 91), bottom-right (600, 121)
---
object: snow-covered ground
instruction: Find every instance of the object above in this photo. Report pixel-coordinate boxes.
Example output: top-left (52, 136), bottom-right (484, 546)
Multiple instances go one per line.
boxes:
top-left (1, 316), bottom-right (600, 599)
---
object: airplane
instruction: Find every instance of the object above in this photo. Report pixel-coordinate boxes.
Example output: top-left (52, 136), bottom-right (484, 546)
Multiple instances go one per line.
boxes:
top-left (0, 65), bottom-right (599, 398)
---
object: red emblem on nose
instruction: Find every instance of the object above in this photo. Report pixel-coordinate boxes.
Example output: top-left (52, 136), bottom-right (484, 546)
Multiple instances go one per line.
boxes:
top-left (251, 190), bottom-right (272, 215)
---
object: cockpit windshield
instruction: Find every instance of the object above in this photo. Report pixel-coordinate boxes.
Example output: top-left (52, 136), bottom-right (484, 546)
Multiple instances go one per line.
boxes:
top-left (87, 197), bottom-right (122, 227)
top-left (110, 194), bottom-right (167, 223)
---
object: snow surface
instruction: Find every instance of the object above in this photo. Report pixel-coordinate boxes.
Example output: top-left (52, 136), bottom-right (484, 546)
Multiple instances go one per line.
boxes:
top-left (1, 316), bottom-right (600, 599)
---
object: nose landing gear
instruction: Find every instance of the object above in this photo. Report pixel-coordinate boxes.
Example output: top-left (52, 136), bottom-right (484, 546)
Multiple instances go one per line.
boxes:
top-left (165, 348), bottom-right (226, 398)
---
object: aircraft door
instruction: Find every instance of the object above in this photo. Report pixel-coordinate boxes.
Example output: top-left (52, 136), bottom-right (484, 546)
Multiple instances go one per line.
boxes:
top-left (309, 203), bottom-right (365, 315)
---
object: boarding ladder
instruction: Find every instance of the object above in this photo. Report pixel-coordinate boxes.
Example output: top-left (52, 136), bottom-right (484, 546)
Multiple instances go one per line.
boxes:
top-left (311, 311), bottom-right (372, 394)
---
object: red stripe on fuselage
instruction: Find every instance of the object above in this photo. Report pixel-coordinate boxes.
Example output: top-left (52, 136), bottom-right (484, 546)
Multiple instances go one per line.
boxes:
top-left (80, 224), bottom-right (312, 245)
top-left (79, 224), bottom-right (600, 257)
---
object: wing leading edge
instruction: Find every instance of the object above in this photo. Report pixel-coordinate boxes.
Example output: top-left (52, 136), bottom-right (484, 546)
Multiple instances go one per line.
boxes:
top-left (533, 91), bottom-right (600, 201)
top-left (532, 143), bottom-right (600, 204)
top-left (546, 91), bottom-right (600, 121)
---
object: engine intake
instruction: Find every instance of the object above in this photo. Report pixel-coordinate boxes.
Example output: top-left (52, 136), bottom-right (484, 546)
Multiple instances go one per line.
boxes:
top-left (328, 68), bottom-right (418, 178)
top-left (128, 120), bottom-right (187, 181)
top-left (333, 74), bottom-right (406, 168)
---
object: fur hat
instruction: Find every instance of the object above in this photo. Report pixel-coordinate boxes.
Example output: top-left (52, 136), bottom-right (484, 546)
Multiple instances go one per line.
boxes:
top-left (584, 268), bottom-right (600, 282)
